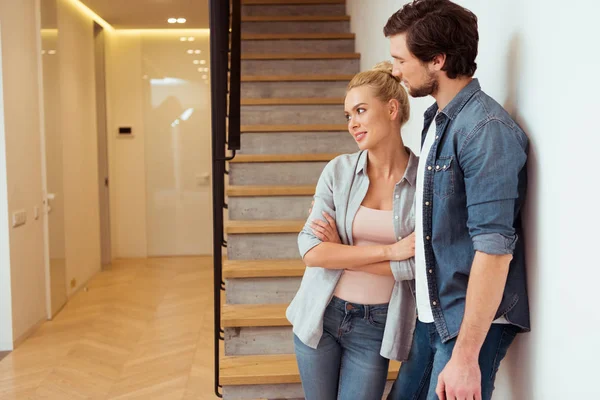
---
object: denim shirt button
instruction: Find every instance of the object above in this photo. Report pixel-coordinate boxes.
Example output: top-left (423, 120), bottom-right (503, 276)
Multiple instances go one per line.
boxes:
top-left (426, 236), bottom-right (430, 240)
top-left (436, 165), bottom-right (440, 170)
top-left (427, 166), bottom-right (432, 171)
top-left (425, 202), bottom-right (430, 206)
top-left (432, 301), bottom-right (437, 306)
top-left (429, 269), bottom-right (433, 273)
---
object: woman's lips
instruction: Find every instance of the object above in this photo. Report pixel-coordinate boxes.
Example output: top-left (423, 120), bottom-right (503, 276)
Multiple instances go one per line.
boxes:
top-left (355, 132), bottom-right (367, 142)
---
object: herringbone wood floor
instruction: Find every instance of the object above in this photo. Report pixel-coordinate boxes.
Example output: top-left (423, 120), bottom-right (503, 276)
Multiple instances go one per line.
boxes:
top-left (0, 257), bottom-right (222, 400)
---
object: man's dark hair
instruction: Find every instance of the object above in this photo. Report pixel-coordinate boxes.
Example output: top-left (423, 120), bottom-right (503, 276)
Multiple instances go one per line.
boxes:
top-left (384, 0), bottom-right (479, 79)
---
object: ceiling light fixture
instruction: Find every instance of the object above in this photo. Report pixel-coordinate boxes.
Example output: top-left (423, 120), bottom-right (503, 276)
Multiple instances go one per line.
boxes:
top-left (177, 18), bottom-right (186, 24)
top-left (193, 60), bottom-right (200, 65)
top-left (187, 50), bottom-right (194, 54)
top-left (168, 18), bottom-right (177, 24)
top-left (200, 60), bottom-right (206, 65)
top-left (194, 50), bottom-right (201, 54)
top-left (180, 37), bottom-right (187, 41)
top-left (188, 37), bottom-right (195, 41)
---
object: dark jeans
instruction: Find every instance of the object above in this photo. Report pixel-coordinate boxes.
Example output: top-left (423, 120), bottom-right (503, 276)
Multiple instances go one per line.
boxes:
top-left (294, 296), bottom-right (390, 400)
top-left (388, 320), bottom-right (518, 400)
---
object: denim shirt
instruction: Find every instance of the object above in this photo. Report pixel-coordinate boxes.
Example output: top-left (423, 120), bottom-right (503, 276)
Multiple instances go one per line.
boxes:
top-left (421, 79), bottom-right (530, 342)
top-left (287, 149), bottom-right (418, 361)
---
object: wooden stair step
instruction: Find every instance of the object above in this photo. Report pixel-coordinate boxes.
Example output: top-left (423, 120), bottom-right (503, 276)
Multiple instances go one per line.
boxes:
top-left (225, 220), bottom-right (304, 234)
top-left (242, 0), bottom-right (345, 4)
top-left (241, 74), bottom-right (354, 82)
top-left (241, 97), bottom-right (344, 105)
top-left (221, 354), bottom-right (401, 385)
top-left (240, 124), bottom-right (347, 132)
top-left (227, 185), bottom-right (315, 197)
top-left (222, 304), bottom-right (290, 328)
top-left (242, 52), bottom-right (359, 60)
top-left (223, 259), bottom-right (306, 279)
top-left (242, 15), bottom-right (350, 22)
top-left (242, 33), bottom-right (354, 40)
top-left (229, 153), bottom-right (340, 163)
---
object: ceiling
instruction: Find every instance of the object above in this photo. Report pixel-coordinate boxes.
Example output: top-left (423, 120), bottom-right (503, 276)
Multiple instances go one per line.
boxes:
top-left (80, 0), bottom-right (209, 29)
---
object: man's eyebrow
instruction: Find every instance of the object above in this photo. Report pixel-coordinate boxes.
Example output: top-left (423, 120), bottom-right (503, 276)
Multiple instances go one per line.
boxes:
top-left (391, 54), bottom-right (404, 60)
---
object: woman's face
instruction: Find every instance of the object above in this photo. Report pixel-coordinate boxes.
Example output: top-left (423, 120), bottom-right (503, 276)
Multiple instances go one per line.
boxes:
top-left (344, 85), bottom-right (396, 151)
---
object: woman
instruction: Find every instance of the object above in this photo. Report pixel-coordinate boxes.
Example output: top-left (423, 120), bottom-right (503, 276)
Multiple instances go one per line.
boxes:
top-left (286, 62), bottom-right (418, 399)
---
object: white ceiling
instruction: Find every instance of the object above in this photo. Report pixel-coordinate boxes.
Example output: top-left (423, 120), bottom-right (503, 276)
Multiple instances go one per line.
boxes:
top-left (80, 0), bottom-right (209, 29)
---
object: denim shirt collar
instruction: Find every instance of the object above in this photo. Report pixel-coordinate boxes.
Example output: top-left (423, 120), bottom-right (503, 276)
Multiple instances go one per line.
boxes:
top-left (356, 148), bottom-right (418, 187)
top-left (424, 78), bottom-right (482, 122)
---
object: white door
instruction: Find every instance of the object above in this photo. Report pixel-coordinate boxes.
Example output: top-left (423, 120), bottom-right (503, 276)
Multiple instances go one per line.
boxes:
top-left (40, 0), bottom-right (67, 318)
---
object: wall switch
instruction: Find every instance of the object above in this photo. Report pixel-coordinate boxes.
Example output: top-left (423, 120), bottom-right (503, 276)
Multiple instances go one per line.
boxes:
top-left (33, 206), bottom-right (40, 220)
top-left (12, 210), bottom-right (27, 228)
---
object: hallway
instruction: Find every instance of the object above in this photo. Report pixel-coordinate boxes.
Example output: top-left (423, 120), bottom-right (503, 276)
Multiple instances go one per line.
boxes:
top-left (0, 257), bottom-right (220, 399)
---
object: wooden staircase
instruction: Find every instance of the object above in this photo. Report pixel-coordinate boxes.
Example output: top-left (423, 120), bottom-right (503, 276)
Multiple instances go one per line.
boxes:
top-left (220, 0), bottom-right (400, 398)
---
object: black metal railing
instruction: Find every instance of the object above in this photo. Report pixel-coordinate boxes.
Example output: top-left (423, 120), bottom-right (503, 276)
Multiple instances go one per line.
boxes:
top-left (209, 0), bottom-right (241, 397)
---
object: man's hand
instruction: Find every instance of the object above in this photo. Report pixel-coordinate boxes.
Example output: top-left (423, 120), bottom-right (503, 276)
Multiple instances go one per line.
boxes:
top-left (436, 353), bottom-right (482, 400)
top-left (310, 211), bottom-right (341, 244)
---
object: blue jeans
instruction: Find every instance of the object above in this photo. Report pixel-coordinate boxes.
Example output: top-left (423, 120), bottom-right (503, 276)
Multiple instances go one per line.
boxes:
top-left (294, 296), bottom-right (390, 400)
top-left (387, 320), bottom-right (519, 400)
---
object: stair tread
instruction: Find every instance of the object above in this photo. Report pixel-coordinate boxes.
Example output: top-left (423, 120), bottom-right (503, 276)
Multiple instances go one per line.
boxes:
top-left (242, 33), bottom-right (354, 40)
top-left (222, 303), bottom-right (290, 327)
top-left (241, 97), bottom-right (344, 105)
top-left (229, 153), bottom-right (340, 163)
top-left (221, 354), bottom-right (401, 385)
top-left (242, 52), bottom-right (359, 60)
top-left (243, 15), bottom-right (350, 22)
top-left (223, 259), bottom-right (306, 278)
top-left (227, 185), bottom-right (315, 197)
top-left (242, 74), bottom-right (353, 82)
top-left (225, 219), bottom-right (304, 234)
top-left (242, 0), bottom-right (345, 4)
top-left (241, 124), bottom-right (347, 132)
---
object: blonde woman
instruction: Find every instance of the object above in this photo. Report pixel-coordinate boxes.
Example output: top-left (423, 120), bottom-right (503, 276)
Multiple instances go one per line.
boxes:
top-left (286, 62), bottom-right (417, 399)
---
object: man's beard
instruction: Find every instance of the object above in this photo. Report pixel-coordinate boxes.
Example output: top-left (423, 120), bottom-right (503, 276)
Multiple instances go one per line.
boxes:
top-left (409, 73), bottom-right (438, 98)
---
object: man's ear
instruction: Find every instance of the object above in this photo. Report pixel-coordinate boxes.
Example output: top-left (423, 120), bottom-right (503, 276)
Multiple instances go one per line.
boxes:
top-left (431, 53), bottom-right (446, 72)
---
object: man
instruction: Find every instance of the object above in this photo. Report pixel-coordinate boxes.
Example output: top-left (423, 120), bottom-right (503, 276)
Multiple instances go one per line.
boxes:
top-left (384, 1), bottom-right (530, 399)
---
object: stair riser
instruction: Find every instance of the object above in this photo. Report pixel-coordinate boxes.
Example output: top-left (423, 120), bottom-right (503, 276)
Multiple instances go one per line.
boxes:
top-left (242, 58), bottom-right (359, 76)
top-left (226, 276), bottom-right (301, 304)
top-left (229, 197), bottom-right (312, 220)
top-left (241, 104), bottom-right (342, 125)
top-left (242, 80), bottom-right (349, 98)
top-left (223, 384), bottom-right (304, 400)
top-left (242, 39), bottom-right (354, 54)
top-left (242, 4), bottom-right (346, 17)
top-left (223, 383), bottom-right (394, 399)
top-left (242, 21), bottom-right (350, 34)
top-left (229, 162), bottom-right (327, 186)
top-left (240, 132), bottom-right (356, 155)
top-left (225, 326), bottom-right (294, 355)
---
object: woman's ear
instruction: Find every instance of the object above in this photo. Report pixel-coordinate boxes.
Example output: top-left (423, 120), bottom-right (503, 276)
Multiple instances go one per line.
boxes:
top-left (388, 98), bottom-right (400, 121)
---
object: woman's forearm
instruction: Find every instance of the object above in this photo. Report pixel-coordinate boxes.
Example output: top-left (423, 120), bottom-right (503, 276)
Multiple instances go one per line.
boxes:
top-left (303, 242), bottom-right (390, 270)
top-left (348, 261), bottom-right (394, 276)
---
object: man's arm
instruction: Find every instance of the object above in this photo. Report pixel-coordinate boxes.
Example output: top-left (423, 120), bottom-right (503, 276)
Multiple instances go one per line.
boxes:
top-left (454, 251), bottom-right (511, 358)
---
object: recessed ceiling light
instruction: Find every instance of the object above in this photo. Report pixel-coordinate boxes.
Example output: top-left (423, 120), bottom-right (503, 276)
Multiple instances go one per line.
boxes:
top-left (187, 50), bottom-right (194, 54)
top-left (180, 37), bottom-right (187, 41)
top-left (198, 68), bottom-right (203, 72)
top-left (168, 18), bottom-right (177, 24)
top-left (200, 60), bottom-right (206, 65)
top-left (177, 18), bottom-right (186, 24)
top-left (194, 50), bottom-right (201, 54)
top-left (188, 37), bottom-right (195, 42)
top-left (48, 50), bottom-right (56, 55)
top-left (193, 60), bottom-right (200, 65)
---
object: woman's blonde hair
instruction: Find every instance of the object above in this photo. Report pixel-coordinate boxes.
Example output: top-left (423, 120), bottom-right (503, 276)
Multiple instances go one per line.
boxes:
top-left (347, 61), bottom-right (410, 126)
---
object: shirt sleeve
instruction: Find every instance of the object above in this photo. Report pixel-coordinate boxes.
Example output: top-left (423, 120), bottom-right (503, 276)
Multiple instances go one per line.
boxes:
top-left (459, 119), bottom-right (527, 255)
top-left (298, 160), bottom-right (338, 260)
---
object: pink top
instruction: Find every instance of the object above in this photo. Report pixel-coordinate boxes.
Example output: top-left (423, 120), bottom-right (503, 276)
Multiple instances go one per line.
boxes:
top-left (333, 206), bottom-right (397, 304)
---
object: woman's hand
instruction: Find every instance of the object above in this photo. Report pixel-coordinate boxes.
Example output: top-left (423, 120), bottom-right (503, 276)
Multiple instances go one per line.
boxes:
top-left (386, 232), bottom-right (416, 261)
top-left (310, 211), bottom-right (342, 244)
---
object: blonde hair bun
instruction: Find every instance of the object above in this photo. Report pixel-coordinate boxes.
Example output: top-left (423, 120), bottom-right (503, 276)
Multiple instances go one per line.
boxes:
top-left (371, 61), bottom-right (401, 82)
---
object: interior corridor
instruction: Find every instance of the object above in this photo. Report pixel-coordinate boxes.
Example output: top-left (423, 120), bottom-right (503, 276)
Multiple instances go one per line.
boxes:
top-left (0, 257), bottom-right (221, 400)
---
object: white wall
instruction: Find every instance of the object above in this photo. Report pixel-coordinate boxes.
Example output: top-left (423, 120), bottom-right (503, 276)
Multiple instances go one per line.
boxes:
top-left (57, 0), bottom-right (102, 295)
top-left (348, 0), bottom-right (600, 398)
top-left (0, 23), bottom-right (14, 351)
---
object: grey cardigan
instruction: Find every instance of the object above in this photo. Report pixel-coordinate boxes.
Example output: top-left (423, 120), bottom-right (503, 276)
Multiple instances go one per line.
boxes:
top-left (286, 149), bottom-right (419, 361)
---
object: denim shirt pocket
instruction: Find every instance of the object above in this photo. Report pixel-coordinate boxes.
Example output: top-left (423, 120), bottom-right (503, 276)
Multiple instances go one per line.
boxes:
top-left (433, 155), bottom-right (455, 199)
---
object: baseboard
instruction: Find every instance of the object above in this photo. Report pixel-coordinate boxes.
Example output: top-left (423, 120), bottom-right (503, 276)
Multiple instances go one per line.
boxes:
top-left (0, 350), bottom-right (10, 361)
top-left (12, 317), bottom-right (45, 349)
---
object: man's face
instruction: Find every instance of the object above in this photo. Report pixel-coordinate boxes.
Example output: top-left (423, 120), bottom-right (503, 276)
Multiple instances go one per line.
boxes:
top-left (390, 33), bottom-right (438, 98)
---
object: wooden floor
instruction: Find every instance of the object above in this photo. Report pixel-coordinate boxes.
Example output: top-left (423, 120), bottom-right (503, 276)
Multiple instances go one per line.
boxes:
top-left (0, 257), bottom-right (222, 400)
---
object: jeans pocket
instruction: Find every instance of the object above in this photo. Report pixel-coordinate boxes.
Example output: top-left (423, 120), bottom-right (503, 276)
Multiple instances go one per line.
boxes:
top-left (433, 156), bottom-right (455, 199)
top-left (367, 311), bottom-right (388, 328)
